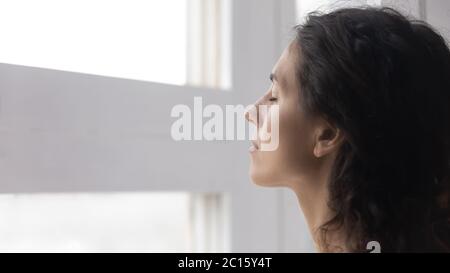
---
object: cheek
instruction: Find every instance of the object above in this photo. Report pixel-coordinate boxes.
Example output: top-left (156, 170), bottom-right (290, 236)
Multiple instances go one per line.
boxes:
top-left (249, 99), bottom-right (315, 186)
top-left (278, 103), bottom-right (315, 173)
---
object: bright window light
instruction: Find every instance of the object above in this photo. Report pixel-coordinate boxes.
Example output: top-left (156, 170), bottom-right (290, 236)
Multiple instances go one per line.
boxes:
top-left (0, 0), bottom-right (187, 85)
top-left (0, 192), bottom-right (192, 252)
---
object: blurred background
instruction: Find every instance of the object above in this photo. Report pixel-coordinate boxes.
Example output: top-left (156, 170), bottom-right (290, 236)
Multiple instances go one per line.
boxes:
top-left (0, 0), bottom-right (449, 252)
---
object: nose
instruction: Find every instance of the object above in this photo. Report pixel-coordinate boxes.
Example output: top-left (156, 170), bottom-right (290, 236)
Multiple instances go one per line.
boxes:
top-left (245, 103), bottom-right (258, 125)
top-left (245, 95), bottom-right (267, 125)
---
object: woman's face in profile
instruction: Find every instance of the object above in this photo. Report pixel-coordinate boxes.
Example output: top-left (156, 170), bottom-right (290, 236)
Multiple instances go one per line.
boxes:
top-left (246, 41), bottom-right (322, 189)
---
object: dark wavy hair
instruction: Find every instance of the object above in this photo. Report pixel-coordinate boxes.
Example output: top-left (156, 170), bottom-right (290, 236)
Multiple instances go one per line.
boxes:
top-left (294, 7), bottom-right (450, 252)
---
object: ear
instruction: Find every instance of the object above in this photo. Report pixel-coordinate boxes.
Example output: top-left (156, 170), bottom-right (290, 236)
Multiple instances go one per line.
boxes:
top-left (313, 119), bottom-right (344, 158)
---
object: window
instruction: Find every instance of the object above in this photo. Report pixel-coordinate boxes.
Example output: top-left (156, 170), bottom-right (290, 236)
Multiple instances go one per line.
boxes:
top-left (0, 192), bottom-right (191, 252)
top-left (0, 0), bottom-right (312, 253)
top-left (0, 0), bottom-right (230, 88)
top-left (0, 0), bottom-right (233, 253)
top-left (0, 192), bottom-right (229, 252)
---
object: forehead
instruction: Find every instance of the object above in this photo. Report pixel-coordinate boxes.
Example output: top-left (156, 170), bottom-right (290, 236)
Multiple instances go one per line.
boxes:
top-left (272, 41), bottom-right (299, 89)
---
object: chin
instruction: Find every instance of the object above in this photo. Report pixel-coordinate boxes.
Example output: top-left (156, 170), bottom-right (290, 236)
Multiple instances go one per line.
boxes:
top-left (249, 163), bottom-right (282, 187)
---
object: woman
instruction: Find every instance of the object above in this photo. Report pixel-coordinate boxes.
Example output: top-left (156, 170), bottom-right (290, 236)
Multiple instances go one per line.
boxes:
top-left (246, 7), bottom-right (450, 252)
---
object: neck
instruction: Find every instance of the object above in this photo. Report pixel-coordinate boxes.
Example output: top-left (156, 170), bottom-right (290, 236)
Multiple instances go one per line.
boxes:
top-left (289, 158), bottom-right (346, 252)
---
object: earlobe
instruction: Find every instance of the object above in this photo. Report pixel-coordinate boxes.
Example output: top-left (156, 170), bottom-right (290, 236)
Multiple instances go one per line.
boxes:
top-left (313, 145), bottom-right (322, 158)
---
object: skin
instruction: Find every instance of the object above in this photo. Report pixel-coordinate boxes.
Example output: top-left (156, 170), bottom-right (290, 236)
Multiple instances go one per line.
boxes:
top-left (245, 40), bottom-right (346, 252)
